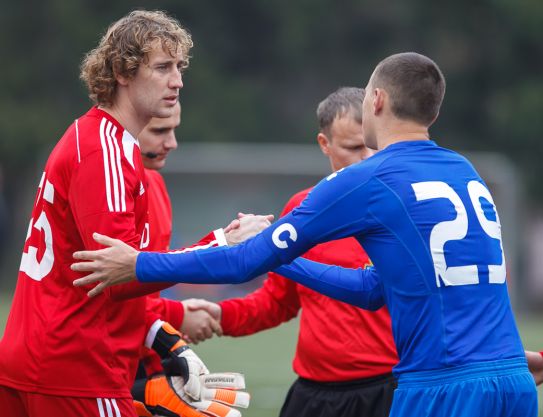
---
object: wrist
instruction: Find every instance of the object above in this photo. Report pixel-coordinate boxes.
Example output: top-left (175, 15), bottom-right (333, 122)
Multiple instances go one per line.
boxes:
top-left (213, 228), bottom-right (229, 246)
top-left (149, 321), bottom-right (187, 358)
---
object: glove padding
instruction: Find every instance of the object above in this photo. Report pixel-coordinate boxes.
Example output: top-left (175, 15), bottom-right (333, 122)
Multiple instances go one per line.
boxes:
top-left (151, 321), bottom-right (209, 400)
top-left (133, 374), bottom-right (250, 417)
top-left (149, 321), bottom-right (250, 415)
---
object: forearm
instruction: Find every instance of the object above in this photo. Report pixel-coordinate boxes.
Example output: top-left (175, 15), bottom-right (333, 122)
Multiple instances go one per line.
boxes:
top-left (274, 259), bottom-right (385, 310)
top-left (112, 230), bottom-right (229, 300)
top-left (137, 231), bottom-right (288, 284)
top-left (109, 281), bottom-right (173, 301)
top-left (220, 274), bottom-right (300, 336)
top-left (146, 296), bottom-right (185, 329)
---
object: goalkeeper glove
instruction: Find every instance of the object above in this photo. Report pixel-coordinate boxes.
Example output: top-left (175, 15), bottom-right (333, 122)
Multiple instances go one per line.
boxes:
top-left (146, 320), bottom-right (250, 415)
top-left (133, 374), bottom-right (249, 417)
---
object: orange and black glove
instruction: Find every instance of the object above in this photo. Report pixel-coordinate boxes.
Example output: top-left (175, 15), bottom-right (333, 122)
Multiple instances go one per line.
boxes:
top-left (136, 320), bottom-right (250, 416)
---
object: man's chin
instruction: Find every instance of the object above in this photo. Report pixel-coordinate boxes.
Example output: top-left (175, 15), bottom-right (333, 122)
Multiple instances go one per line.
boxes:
top-left (144, 159), bottom-right (166, 171)
top-left (153, 107), bottom-right (175, 119)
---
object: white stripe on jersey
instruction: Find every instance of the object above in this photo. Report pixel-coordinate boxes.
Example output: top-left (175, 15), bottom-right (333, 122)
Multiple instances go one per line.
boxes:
top-left (105, 122), bottom-right (121, 212)
top-left (97, 398), bottom-right (106, 417)
top-left (75, 119), bottom-right (81, 163)
top-left (110, 125), bottom-right (126, 212)
top-left (104, 398), bottom-right (114, 417)
top-left (99, 118), bottom-right (114, 212)
top-left (122, 130), bottom-right (138, 169)
top-left (111, 399), bottom-right (121, 417)
top-left (100, 118), bottom-right (128, 213)
top-left (168, 239), bottom-right (220, 254)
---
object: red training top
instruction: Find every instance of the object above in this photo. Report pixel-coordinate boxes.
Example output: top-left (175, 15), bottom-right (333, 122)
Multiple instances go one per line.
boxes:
top-left (220, 187), bottom-right (398, 382)
top-left (0, 108), bottom-right (213, 398)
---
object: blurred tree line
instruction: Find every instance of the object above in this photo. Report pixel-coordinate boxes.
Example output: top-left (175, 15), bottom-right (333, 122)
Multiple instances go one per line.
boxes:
top-left (0, 0), bottom-right (541, 278)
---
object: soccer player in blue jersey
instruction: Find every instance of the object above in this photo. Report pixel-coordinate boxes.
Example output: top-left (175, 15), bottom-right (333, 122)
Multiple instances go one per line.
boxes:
top-left (72, 52), bottom-right (538, 417)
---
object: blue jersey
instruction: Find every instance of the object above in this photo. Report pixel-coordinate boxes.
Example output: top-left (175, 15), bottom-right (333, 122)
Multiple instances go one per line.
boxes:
top-left (138, 140), bottom-right (525, 375)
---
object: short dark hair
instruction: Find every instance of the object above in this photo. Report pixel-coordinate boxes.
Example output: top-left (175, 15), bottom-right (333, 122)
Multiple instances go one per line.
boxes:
top-left (317, 87), bottom-right (365, 135)
top-left (372, 52), bottom-right (445, 126)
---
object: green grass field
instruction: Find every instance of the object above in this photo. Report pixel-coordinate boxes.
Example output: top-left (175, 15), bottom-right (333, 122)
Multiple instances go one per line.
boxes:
top-left (0, 292), bottom-right (541, 416)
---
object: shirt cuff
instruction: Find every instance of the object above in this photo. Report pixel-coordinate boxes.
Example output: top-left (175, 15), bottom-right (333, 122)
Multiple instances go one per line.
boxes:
top-left (213, 228), bottom-right (228, 247)
top-left (217, 300), bottom-right (236, 335)
top-left (165, 299), bottom-right (185, 330)
top-left (145, 319), bottom-right (164, 349)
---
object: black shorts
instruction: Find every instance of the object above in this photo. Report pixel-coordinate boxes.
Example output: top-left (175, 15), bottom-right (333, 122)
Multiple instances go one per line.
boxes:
top-left (279, 373), bottom-right (397, 417)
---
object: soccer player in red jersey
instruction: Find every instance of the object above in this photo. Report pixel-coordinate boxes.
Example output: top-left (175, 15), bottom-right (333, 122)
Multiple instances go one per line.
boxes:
top-left (526, 350), bottom-right (543, 385)
top-left (186, 88), bottom-right (398, 417)
top-left (0, 11), bottom-right (242, 417)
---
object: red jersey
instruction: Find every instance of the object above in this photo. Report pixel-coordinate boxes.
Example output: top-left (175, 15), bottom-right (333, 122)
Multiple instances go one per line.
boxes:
top-left (220, 187), bottom-right (398, 382)
top-left (146, 169), bottom-right (172, 253)
top-left (1, 108), bottom-right (165, 398)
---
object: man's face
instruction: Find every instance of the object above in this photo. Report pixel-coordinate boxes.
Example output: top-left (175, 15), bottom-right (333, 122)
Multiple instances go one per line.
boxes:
top-left (139, 103), bottom-right (180, 170)
top-left (127, 42), bottom-right (184, 120)
top-left (318, 113), bottom-right (374, 172)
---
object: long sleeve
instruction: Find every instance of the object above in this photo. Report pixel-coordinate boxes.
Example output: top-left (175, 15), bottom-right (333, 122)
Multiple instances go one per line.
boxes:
top-left (274, 260), bottom-right (384, 310)
top-left (145, 296), bottom-right (184, 330)
top-left (219, 272), bottom-right (301, 336)
top-left (136, 167), bottom-right (379, 295)
top-left (109, 229), bottom-right (228, 300)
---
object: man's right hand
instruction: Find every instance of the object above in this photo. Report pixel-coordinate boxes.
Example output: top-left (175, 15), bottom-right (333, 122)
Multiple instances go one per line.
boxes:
top-left (526, 350), bottom-right (543, 386)
top-left (181, 298), bottom-right (223, 344)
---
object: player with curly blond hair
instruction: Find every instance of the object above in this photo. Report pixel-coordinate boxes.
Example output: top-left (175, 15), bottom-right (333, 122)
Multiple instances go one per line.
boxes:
top-left (0, 9), bottom-right (250, 417)
top-left (80, 10), bottom-right (193, 109)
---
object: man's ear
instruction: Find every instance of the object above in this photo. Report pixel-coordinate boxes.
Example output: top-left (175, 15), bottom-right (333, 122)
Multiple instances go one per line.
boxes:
top-left (373, 88), bottom-right (386, 115)
top-left (115, 72), bottom-right (130, 87)
top-left (317, 132), bottom-right (331, 156)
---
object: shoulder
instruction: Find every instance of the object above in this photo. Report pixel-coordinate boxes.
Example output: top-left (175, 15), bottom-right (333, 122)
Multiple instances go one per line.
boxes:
top-left (76, 109), bottom-right (141, 171)
top-left (281, 187), bottom-right (313, 216)
top-left (145, 169), bottom-right (167, 189)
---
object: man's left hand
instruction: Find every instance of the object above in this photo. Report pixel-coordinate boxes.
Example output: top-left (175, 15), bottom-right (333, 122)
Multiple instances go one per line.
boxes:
top-left (224, 213), bottom-right (274, 245)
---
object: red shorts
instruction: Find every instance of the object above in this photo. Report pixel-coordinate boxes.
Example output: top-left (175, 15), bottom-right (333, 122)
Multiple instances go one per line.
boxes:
top-left (0, 385), bottom-right (137, 417)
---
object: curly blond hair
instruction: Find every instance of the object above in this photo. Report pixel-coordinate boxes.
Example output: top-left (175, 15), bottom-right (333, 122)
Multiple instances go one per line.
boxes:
top-left (80, 10), bottom-right (193, 107)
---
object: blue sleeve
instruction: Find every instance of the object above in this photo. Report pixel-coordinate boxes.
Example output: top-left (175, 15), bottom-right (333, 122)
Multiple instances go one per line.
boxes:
top-left (274, 259), bottom-right (385, 310)
top-left (137, 165), bottom-right (375, 285)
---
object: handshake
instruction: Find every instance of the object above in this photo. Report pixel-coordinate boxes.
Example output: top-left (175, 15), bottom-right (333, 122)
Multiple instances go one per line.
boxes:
top-left (134, 321), bottom-right (250, 417)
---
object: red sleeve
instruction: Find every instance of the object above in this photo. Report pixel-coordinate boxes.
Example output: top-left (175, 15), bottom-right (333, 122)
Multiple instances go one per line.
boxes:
top-left (167, 229), bottom-right (227, 253)
top-left (219, 272), bottom-right (300, 336)
top-left (218, 189), bottom-right (311, 336)
top-left (540, 351), bottom-right (543, 357)
top-left (69, 150), bottom-right (167, 299)
top-left (145, 296), bottom-right (184, 330)
top-left (70, 150), bottom-right (141, 252)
